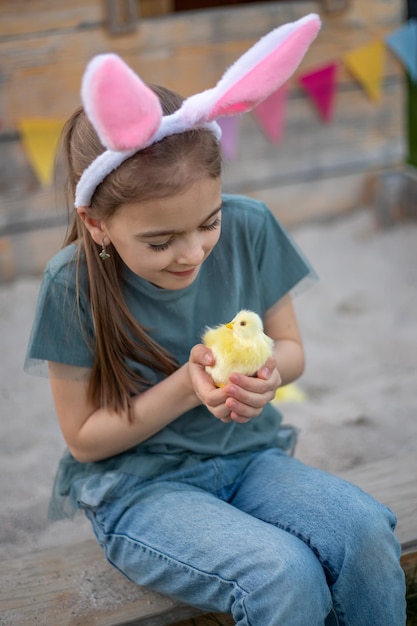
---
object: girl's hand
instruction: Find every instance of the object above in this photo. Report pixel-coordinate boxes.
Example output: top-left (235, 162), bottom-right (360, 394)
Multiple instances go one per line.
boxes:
top-left (189, 344), bottom-right (232, 422)
top-left (189, 347), bottom-right (281, 424)
top-left (223, 357), bottom-right (281, 423)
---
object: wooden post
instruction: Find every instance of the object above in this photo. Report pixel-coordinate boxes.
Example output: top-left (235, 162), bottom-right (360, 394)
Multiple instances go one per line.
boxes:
top-left (105, 0), bottom-right (138, 34)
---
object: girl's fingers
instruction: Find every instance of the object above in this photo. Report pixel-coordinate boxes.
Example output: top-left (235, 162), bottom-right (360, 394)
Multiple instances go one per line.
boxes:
top-left (225, 376), bottom-right (278, 405)
top-left (223, 366), bottom-right (281, 421)
top-left (198, 382), bottom-right (234, 420)
top-left (190, 346), bottom-right (279, 423)
top-left (256, 357), bottom-right (276, 380)
top-left (225, 395), bottom-right (264, 418)
top-left (189, 343), bottom-right (215, 367)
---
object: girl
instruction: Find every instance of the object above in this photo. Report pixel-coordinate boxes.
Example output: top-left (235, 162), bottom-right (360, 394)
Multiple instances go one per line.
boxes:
top-left (26, 16), bottom-right (406, 625)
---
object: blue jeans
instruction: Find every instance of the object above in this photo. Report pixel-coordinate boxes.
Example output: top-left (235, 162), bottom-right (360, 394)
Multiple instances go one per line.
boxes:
top-left (79, 448), bottom-right (406, 625)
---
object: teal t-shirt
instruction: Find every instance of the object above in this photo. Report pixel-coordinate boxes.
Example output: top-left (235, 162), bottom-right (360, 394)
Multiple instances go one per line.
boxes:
top-left (26, 194), bottom-right (316, 518)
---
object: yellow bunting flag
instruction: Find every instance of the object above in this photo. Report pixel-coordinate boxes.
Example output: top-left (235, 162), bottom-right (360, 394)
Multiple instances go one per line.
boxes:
top-left (343, 40), bottom-right (385, 102)
top-left (18, 118), bottom-right (64, 186)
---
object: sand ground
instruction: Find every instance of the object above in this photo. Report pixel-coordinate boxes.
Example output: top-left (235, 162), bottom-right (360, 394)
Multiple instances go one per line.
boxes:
top-left (1, 207), bottom-right (416, 562)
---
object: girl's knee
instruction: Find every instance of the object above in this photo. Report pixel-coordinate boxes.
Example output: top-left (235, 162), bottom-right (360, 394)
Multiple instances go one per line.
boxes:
top-left (328, 486), bottom-right (401, 577)
top-left (239, 541), bottom-right (331, 625)
top-left (346, 490), bottom-right (398, 550)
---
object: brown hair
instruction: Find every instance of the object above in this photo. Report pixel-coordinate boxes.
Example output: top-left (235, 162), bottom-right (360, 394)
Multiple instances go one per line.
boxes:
top-left (59, 84), bottom-right (222, 417)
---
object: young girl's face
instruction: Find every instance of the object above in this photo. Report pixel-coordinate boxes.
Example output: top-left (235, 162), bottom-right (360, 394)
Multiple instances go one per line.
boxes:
top-left (103, 176), bottom-right (222, 290)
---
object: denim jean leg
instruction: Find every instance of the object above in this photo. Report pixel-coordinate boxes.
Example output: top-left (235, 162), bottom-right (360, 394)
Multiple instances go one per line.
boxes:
top-left (85, 478), bottom-right (331, 626)
top-left (230, 449), bottom-right (407, 626)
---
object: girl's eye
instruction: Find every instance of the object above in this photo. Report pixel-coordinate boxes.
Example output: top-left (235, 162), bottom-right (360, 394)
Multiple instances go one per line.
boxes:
top-left (148, 239), bottom-right (174, 252)
top-left (147, 215), bottom-right (221, 251)
top-left (200, 216), bottom-right (221, 232)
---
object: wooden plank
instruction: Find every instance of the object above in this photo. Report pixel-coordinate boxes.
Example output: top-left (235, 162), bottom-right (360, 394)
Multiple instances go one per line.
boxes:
top-left (0, 540), bottom-right (203, 626)
top-left (401, 548), bottom-right (417, 578)
top-left (2, 538), bottom-right (415, 626)
top-left (172, 615), bottom-right (234, 626)
top-left (0, 1), bottom-right (102, 37)
top-left (336, 451), bottom-right (417, 549)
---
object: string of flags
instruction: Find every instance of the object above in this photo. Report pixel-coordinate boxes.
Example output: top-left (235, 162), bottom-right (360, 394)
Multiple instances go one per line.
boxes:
top-left (218, 18), bottom-right (417, 159)
top-left (9, 17), bottom-right (417, 186)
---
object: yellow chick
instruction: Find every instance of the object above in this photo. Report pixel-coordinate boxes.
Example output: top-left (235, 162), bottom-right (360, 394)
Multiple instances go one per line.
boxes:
top-left (202, 310), bottom-right (274, 387)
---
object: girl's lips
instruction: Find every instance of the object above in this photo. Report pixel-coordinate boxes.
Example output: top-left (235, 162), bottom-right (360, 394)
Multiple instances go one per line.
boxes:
top-left (168, 267), bottom-right (197, 277)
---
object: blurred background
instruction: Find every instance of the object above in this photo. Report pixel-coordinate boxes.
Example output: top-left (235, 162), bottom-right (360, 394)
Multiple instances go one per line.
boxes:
top-left (0, 0), bottom-right (413, 278)
top-left (1, 0), bottom-right (416, 605)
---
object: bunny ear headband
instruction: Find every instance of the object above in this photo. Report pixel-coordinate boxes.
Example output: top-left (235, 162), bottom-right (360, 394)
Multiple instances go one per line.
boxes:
top-left (74, 13), bottom-right (321, 208)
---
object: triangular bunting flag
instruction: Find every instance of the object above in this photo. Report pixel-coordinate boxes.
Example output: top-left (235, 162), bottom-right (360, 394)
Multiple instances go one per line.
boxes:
top-left (18, 118), bottom-right (64, 186)
top-left (385, 18), bottom-right (417, 83)
top-left (217, 116), bottom-right (240, 160)
top-left (343, 40), bottom-right (385, 101)
top-left (299, 62), bottom-right (338, 122)
top-left (251, 84), bottom-right (288, 144)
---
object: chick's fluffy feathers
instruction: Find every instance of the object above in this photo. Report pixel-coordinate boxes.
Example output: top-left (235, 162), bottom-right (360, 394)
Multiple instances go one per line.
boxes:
top-left (202, 310), bottom-right (274, 387)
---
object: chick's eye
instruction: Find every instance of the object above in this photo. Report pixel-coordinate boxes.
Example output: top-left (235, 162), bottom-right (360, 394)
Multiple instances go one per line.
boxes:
top-left (240, 321), bottom-right (247, 326)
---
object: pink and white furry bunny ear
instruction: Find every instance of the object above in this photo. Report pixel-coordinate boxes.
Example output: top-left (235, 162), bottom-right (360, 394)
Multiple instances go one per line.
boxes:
top-left (181, 13), bottom-right (321, 124)
top-left (75, 13), bottom-right (321, 207)
top-left (81, 54), bottom-right (163, 151)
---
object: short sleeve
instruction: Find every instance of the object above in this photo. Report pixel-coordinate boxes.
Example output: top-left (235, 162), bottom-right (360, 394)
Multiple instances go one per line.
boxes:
top-left (25, 256), bottom-right (94, 377)
top-left (253, 204), bottom-right (317, 311)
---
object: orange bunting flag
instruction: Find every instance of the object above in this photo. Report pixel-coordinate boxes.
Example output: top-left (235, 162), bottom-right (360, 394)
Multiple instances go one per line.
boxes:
top-left (342, 40), bottom-right (385, 102)
top-left (18, 118), bottom-right (64, 186)
top-left (299, 62), bottom-right (338, 123)
top-left (251, 84), bottom-right (288, 144)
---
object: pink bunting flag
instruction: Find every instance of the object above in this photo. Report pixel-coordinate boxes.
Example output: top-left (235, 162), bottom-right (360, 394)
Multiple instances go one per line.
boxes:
top-left (217, 116), bottom-right (240, 160)
top-left (299, 62), bottom-right (338, 122)
top-left (251, 84), bottom-right (288, 144)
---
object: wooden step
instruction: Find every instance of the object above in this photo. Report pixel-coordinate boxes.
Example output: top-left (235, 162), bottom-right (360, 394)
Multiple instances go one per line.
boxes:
top-left (0, 539), bottom-right (204, 626)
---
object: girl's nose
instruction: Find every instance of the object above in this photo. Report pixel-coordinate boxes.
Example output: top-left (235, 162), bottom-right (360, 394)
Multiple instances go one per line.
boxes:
top-left (176, 233), bottom-right (205, 266)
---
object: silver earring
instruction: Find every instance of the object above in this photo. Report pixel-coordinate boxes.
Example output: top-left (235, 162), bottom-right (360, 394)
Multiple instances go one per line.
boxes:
top-left (99, 240), bottom-right (110, 261)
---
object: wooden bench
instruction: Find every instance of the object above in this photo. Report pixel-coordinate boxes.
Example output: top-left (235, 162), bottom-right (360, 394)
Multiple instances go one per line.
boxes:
top-left (1, 451), bottom-right (416, 626)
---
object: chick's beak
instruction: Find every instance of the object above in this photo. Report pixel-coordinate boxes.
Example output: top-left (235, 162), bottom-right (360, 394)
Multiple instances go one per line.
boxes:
top-left (225, 322), bottom-right (233, 329)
